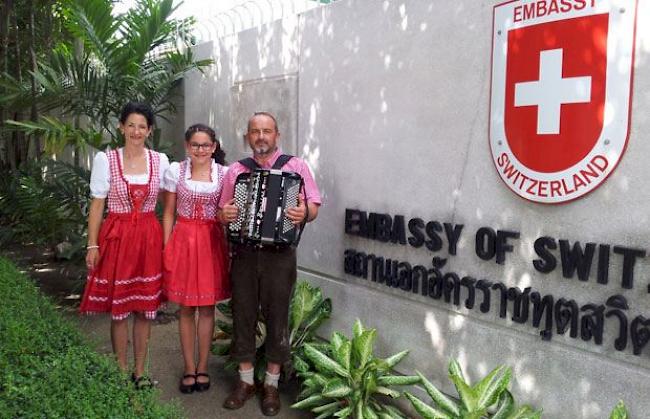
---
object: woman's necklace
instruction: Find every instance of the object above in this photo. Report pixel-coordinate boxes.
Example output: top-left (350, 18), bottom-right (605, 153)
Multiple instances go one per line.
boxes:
top-left (190, 160), bottom-right (211, 181)
top-left (192, 167), bottom-right (211, 181)
top-left (124, 151), bottom-right (145, 170)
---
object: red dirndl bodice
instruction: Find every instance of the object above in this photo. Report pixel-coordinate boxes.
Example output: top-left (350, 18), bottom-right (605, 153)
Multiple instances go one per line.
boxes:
top-left (80, 149), bottom-right (164, 320)
top-left (163, 160), bottom-right (230, 306)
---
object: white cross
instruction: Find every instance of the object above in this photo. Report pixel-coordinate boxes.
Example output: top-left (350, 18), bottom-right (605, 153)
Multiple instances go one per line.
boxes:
top-left (514, 48), bottom-right (591, 135)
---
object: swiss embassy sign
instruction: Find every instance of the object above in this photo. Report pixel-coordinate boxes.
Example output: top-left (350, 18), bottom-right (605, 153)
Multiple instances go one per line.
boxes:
top-left (489, 0), bottom-right (638, 203)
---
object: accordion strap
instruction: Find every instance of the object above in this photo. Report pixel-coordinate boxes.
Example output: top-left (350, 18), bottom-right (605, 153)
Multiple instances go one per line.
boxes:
top-left (293, 178), bottom-right (308, 247)
top-left (272, 154), bottom-right (294, 170)
top-left (238, 157), bottom-right (258, 171)
top-left (238, 154), bottom-right (294, 171)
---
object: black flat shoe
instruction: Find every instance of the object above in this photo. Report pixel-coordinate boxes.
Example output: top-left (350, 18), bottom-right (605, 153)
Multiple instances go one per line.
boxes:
top-left (195, 372), bottom-right (210, 392)
top-left (179, 373), bottom-right (196, 394)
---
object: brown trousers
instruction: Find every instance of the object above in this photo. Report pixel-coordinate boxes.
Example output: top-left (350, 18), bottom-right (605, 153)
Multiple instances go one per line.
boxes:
top-left (230, 245), bottom-right (297, 364)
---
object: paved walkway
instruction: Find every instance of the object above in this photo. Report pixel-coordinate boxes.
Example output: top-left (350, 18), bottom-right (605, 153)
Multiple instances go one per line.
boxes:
top-left (74, 312), bottom-right (311, 419)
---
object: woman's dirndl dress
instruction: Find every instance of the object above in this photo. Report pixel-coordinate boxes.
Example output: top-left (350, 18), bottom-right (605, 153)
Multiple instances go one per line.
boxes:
top-left (80, 148), bottom-right (168, 320)
top-left (162, 159), bottom-right (230, 306)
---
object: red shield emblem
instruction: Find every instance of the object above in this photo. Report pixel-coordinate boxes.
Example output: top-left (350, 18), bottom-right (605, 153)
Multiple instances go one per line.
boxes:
top-left (490, 0), bottom-right (638, 203)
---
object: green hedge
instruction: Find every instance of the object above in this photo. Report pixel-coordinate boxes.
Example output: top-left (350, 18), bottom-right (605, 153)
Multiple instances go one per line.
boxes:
top-left (0, 257), bottom-right (181, 418)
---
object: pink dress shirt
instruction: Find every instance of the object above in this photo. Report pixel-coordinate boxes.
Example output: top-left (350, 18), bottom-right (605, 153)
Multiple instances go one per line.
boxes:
top-left (218, 148), bottom-right (322, 208)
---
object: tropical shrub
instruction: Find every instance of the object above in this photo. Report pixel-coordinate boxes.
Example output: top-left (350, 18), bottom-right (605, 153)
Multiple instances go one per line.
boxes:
top-left (291, 319), bottom-right (419, 418)
top-left (0, 158), bottom-right (90, 259)
top-left (405, 359), bottom-right (542, 419)
top-left (0, 0), bottom-right (208, 255)
top-left (609, 400), bottom-right (628, 419)
top-left (2, 0), bottom-right (211, 156)
top-left (212, 280), bottom-right (332, 381)
top-left (0, 257), bottom-right (181, 418)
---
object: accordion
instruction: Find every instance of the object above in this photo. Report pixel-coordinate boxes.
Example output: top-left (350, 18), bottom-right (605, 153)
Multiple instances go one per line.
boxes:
top-left (228, 169), bottom-right (304, 246)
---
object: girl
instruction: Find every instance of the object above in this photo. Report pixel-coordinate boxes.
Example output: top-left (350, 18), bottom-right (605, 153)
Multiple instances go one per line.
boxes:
top-left (80, 102), bottom-right (169, 389)
top-left (162, 123), bottom-right (230, 393)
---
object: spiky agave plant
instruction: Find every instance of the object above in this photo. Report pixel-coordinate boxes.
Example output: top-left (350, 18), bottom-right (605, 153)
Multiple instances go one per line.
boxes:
top-left (291, 319), bottom-right (419, 418)
top-left (405, 359), bottom-right (542, 419)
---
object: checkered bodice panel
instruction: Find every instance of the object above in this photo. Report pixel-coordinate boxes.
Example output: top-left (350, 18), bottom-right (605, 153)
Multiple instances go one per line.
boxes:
top-left (175, 160), bottom-right (224, 220)
top-left (106, 149), bottom-right (160, 213)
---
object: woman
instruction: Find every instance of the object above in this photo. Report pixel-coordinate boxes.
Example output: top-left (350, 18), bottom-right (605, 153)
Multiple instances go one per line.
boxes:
top-left (80, 102), bottom-right (169, 389)
top-left (162, 123), bottom-right (230, 394)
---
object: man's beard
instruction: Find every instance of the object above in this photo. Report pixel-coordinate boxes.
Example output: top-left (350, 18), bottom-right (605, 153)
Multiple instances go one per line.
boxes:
top-left (254, 143), bottom-right (276, 155)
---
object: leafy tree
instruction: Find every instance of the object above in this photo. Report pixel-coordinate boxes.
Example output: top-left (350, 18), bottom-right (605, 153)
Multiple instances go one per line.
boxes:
top-left (0, 0), bottom-right (73, 170)
top-left (2, 0), bottom-right (211, 163)
top-left (0, 0), bottom-right (211, 255)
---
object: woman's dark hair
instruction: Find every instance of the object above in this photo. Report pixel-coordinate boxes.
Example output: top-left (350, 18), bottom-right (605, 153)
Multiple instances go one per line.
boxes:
top-left (212, 147), bottom-right (226, 165)
top-left (185, 123), bottom-right (227, 165)
top-left (119, 102), bottom-right (155, 127)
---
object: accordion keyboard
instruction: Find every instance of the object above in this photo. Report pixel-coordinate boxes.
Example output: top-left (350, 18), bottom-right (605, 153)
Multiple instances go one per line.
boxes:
top-left (230, 181), bottom-right (249, 233)
top-left (283, 183), bottom-right (300, 233)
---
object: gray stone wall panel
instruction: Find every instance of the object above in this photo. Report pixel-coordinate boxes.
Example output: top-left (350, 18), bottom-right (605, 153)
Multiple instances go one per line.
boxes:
top-left (184, 1), bottom-right (650, 417)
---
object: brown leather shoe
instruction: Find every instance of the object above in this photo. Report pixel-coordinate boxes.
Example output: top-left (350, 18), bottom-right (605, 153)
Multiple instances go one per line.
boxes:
top-left (261, 384), bottom-right (281, 416)
top-left (223, 380), bottom-right (256, 410)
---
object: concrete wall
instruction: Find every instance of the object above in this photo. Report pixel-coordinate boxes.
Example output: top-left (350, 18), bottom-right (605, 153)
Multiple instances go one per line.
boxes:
top-left (183, 1), bottom-right (650, 417)
top-left (184, 14), bottom-right (302, 162)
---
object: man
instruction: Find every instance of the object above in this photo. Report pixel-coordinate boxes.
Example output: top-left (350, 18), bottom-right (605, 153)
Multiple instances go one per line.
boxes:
top-left (218, 112), bottom-right (321, 416)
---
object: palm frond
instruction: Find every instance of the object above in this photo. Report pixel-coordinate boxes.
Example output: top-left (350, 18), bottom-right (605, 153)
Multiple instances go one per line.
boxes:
top-left (0, 159), bottom-right (90, 252)
top-left (64, 0), bottom-right (121, 68)
top-left (2, 0), bottom-right (213, 156)
top-left (5, 117), bottom-right (104, 153)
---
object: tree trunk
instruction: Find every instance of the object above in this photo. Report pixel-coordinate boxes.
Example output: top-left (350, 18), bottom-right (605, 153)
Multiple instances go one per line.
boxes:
top-left (0, 0), bottom-right (13, 170)
top-left (43, 0), bottom-right (53, 53)
top-left (73, 37), bottom-right (83, 167)
top-left (0, 1), bottom-right (9, 73)
top-left (11, 8), bottom-right (26, 169)
top-left (28, 0), bottom-right (40, 160)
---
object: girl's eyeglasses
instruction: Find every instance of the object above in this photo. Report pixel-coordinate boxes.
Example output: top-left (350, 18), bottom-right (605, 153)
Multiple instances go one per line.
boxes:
top-left (189, 143), bottom-right (214, 151)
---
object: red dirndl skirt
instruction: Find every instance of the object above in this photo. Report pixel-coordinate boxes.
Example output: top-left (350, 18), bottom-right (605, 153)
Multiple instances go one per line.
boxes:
top-left (79, 212), bottom-right (163, 320)
top-left (163, 217), bottom-right (230, 306)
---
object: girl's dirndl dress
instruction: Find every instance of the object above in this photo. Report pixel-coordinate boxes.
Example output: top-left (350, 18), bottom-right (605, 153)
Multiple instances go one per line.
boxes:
top-left (163, 159), bottom-right (230, 306)
top-left (80, 148), bottom-right (167, 320)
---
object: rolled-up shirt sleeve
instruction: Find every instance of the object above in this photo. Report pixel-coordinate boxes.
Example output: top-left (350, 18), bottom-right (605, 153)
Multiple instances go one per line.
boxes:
top-left (298, 162), bottom-right (322, 205)
top-left (89, 152), bottom-right (110, 198)
top-left (218, 166), bottom-right (238, 208)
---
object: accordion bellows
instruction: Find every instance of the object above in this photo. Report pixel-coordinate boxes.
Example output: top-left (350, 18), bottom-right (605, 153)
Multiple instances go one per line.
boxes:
top-left (228, 169), bottom-right (303, 246)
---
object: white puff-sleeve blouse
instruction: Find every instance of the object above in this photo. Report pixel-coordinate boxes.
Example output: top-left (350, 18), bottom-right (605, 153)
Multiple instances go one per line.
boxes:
top-left (89, 149), bottom-right (170, 198)
top-left (162, 160), bottom-right (228, 193)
